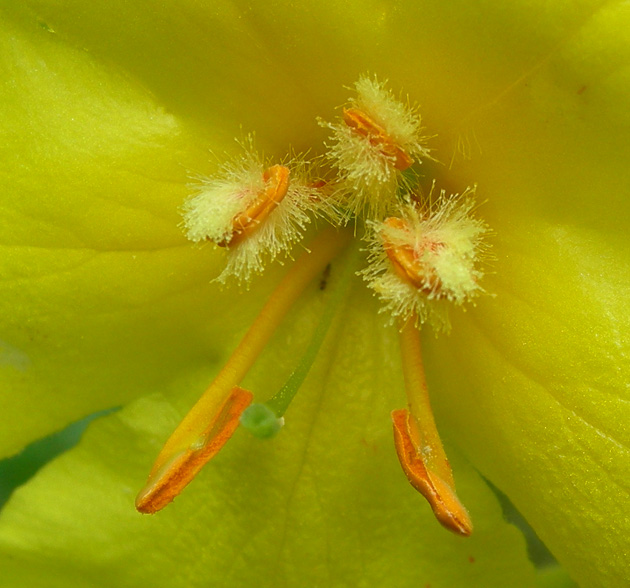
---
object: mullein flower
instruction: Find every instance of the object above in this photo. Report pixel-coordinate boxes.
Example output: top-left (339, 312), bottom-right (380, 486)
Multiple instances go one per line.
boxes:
top-left (137, 68), bottom-right (485, 533)
top-left (1, 1), bottom-right (629, 588)
top-left (141, 139), bottom-right (487, 534)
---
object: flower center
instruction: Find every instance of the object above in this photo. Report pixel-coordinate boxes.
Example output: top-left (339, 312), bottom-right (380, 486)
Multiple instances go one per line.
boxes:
top-left (136, 75), bottom-right (489, 537)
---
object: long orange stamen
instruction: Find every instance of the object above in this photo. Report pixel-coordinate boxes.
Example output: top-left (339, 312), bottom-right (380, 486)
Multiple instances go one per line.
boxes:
top-left (218, 164), bottom-right (290, 247)
top-left (392, 315), bottom-right (472, 536)
top-left (343, 107), bottom-right (414, 171)
top-left (136, 228), bottom-right (351, 513)
top-left (136, 386), bottom-right (253, 514)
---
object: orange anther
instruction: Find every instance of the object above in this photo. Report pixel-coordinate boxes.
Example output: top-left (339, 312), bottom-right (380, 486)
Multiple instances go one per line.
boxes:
top-left (382, 217), bottom-right (441, 294)
top-left (135, 386), bottom-right (253, 514)
top-left (343, 107), bottom-right (414, 171)
top-left (392, 408), bottom-right (472, 536)
top-left (218, 164), bottom-right (290, 247)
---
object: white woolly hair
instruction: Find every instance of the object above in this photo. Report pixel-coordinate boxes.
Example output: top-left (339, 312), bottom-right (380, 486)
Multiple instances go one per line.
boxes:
top-left (361, 187), bottom-right (489, 332)
top-left (320, 75), bottom-right (431, 222)
top-left (321, 121), bottom-right (401, 221)
top-left (182, 150), bottom-right (321, 283)
top-left (183, 152), bottom-right (266, 244)
top-left (353, 75), bottom-right (429, 158)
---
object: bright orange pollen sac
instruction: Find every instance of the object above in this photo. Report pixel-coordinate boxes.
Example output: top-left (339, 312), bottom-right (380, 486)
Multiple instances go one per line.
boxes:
top-left (135, 386), bottom-right (253, 514)
top-left (393, 315), bottom-right (472, 536)
top-left (392, 408), bottom-right (473, 537)
top-left (342, 108), bottom-right (414, 171)
top-left (218, 164), bottom-right (291, 247)
top-left (382, 217), bottom-right (441, 294)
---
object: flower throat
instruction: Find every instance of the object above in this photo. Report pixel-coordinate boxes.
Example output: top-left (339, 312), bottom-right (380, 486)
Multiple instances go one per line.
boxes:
top-left (136, 75), bottom-right (489, 537)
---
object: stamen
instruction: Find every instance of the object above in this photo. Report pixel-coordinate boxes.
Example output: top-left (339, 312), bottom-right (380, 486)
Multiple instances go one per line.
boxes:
top-left (392, 315), bottom-right (472, 536)
top-left (343, 108), bottom-right (413, 171)
top-left (318, 75), bottom-right (431, 221)
top-left (135, 386), bottom-right (253, 514)
top-left (183, 145), bottom-right (322, 282)
top-left (136, 228), bottom-right (351, 513)
top-left (218, 164), bottom-right (290, 247)
top-left (241, 241), bottom-right (361, 438)
top-left (362, 190), bottom-right (488, 331)
top-left (381, 217), bottom-right (440, 294)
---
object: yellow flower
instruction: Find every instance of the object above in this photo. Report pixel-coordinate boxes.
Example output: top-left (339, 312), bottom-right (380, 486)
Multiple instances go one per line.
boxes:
top-left (1, 1), bottom-right (629, 587)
